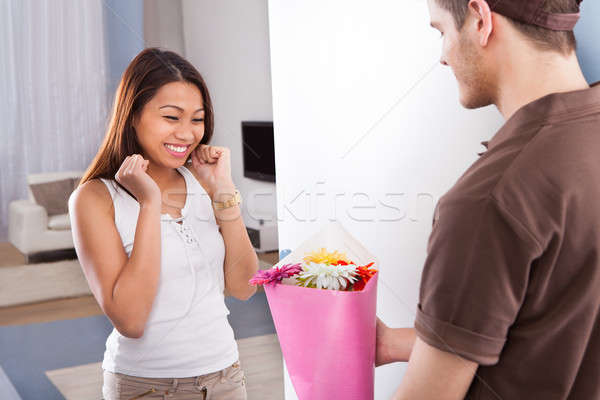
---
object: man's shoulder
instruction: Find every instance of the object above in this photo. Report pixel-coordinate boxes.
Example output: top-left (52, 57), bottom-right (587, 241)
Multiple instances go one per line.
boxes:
top-left (510, 113), bottom-right (600, 183)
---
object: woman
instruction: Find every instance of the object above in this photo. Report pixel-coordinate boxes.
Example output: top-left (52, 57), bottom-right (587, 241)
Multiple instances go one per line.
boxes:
top-left (68, 47), bottom-right (259, 399)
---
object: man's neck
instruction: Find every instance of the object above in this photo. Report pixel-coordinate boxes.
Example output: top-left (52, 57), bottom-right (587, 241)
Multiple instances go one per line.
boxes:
top-left (495, 50), bottom-right (589, 120)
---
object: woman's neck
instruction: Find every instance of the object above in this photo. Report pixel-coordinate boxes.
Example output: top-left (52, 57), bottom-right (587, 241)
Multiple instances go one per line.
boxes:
top-left (145, 162), bottom-right (182, 190)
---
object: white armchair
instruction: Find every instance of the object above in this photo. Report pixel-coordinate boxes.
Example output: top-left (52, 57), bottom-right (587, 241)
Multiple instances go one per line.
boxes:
top-left (8, 171), bottom-right (83, 263)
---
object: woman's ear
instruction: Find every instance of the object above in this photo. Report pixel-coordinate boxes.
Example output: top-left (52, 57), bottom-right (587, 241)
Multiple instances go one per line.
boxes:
top-left (131, 113), bottom-right (139, 130)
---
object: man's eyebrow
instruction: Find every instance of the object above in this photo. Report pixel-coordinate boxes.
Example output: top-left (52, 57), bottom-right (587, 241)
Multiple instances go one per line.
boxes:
top-left (159, 105), bottom-right (204, 113)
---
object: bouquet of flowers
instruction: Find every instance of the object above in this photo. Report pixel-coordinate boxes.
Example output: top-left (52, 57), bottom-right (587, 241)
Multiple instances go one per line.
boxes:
top-left (250, 247), bottom-right (377, 291)
top-left (249, 222), bottom-right (379, 400)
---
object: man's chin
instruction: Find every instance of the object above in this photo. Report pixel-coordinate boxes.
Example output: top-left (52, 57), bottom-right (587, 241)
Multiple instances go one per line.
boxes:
top-left (458, 93), bottom-right (492, 110)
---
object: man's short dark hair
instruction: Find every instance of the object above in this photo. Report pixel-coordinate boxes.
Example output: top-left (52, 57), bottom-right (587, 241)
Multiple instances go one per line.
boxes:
top-left (436, 0), bottom-right (579, 54)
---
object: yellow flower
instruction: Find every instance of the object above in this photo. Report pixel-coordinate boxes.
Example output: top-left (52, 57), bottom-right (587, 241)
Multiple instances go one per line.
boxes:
top-left (303, 248), bottom-right (352, 265)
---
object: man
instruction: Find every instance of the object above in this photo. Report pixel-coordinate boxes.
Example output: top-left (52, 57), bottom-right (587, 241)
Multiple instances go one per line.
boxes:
top-left (376, 0), bottom-right (599, 399)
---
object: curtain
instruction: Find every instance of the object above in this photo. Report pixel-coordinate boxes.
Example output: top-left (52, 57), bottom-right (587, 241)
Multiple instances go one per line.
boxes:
top-left (0, 0), bottom-right (109, 242)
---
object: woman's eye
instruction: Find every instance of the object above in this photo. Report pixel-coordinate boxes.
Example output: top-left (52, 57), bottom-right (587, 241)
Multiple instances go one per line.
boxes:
top-left (192, 118), bottom-right (204, 123)
top-left (164, 116), bottom-right (179, 121)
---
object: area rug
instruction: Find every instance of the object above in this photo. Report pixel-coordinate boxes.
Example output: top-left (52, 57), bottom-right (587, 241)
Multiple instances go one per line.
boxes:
top-left (46, 334), bottom-right (283, 400)
top-left (0, 259), bottom-right (90, 307)
top-left (0, 259), bottom-right (275, 307)
top-left (0, 292), bottom-right (276, 399)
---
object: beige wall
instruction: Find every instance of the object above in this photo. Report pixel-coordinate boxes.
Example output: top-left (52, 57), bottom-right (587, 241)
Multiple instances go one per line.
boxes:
top-left (180, 0), bottom-right (278, 233)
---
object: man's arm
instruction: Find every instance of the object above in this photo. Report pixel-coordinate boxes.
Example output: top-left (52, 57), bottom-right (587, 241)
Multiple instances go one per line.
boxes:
top-left (376, 318), bottom-right (417, 366)
top-left (391, 336), bottom-right (478, 400)
top-left (376, 318), bottom-right (478, 399)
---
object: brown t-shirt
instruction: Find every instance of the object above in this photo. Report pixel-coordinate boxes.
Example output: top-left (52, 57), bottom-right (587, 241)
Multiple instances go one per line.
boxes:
top-left (415, 82), bottom-right (600, 399)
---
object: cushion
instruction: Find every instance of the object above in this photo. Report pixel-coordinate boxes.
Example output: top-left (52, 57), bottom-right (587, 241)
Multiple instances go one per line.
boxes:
top-left (29, 178), bottom-right (75, 216)
top-left (71, 176), bottom-right (82, 191)
top-left (48, 214), bottom-right (71, 230)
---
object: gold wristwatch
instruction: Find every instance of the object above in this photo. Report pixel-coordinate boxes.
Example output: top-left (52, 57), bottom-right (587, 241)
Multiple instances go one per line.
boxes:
top-left (212, 189), bottom-right (242, 210)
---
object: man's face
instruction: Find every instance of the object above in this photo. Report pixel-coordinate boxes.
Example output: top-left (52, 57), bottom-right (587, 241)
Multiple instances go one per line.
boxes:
top-left (427, 0), bottom-right (494, 109)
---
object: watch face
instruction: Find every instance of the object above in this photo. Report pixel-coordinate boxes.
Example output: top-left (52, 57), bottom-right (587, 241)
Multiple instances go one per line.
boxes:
top-left (213, 190), bottom-right (241, 210)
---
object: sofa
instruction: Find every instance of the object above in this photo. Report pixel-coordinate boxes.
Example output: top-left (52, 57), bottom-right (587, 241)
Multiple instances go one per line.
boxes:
top-left (8, 171), bottom-right (83, 263)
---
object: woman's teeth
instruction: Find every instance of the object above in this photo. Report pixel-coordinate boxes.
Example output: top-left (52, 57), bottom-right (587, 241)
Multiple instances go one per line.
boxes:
top-left (164, 144), bottom-right (187, 153)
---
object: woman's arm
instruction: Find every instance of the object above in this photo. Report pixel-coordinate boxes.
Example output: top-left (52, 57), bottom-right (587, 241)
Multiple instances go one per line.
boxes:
top-left (211, 182), bottom-right (259, 301)
top-left (69, 179), bottom-right (162, 338)
top-left (189, 144), bottom-right (259, 301)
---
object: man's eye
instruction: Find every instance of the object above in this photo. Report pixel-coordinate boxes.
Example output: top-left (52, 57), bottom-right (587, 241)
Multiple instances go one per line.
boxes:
top-left (164, 116), bottom-right (179, 121)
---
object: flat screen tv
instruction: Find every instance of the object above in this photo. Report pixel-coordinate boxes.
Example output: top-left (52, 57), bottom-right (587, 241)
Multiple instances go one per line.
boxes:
top-left (241, 121), bottom-right (276, 183)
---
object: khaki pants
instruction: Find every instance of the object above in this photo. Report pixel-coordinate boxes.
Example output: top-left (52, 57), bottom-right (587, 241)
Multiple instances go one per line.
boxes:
top-left (102, 360), bottom-right (247, 400)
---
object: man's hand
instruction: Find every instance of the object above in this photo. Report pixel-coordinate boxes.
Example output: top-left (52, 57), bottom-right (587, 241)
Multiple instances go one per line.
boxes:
top-left (375, 317), bottom-right (416, 366)
top-left (376, 317), bottom-right (395, 366)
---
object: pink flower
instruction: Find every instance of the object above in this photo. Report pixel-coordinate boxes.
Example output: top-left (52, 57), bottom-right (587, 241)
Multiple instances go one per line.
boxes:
top-left (249, 263), bottom-right (303, 286)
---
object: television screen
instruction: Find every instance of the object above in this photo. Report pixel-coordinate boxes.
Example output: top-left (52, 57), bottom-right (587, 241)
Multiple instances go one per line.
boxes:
top-left (241, 121), bottom-right (276, 182)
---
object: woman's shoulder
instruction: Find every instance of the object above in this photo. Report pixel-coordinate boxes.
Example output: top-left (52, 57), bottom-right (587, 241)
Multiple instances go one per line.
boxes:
top-left (69, 178), bottom-right (115, 220)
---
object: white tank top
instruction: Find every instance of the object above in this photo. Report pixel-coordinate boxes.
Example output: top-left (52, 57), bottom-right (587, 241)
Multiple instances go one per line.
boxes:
top-left (98, 165), bottom-right (239, 378)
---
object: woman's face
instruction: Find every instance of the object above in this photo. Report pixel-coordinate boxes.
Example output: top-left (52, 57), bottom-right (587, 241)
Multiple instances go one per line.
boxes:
top-left (133, 81), bottom-right (205, 168)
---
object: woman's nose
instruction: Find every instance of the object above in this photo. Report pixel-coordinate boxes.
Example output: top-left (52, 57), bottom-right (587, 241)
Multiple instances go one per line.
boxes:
top-left (174, 127), bottom-right (195, 141)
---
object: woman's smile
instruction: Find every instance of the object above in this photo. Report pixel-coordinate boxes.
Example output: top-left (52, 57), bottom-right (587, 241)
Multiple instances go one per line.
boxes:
top-left (164, 143), bottom-right (190, 157)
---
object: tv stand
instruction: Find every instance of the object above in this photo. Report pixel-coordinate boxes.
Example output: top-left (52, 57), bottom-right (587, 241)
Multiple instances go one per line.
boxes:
top-left (245, 219), bottom-right (278, 253)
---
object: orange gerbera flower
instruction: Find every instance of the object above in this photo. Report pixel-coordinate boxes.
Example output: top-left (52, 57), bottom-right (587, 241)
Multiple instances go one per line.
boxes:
top-left (331, 260), bottom-right (350, 266)
top-left (352, 262), bottom-right (377, 291)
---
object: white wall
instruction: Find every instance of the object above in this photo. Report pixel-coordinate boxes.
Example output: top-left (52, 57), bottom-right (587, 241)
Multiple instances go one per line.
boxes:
top-left (143, 0), bottom-right (185, 56)
top-left (104, 0), bottom-right (144, 99)
top-left (268, 0), bottom-right (503, 398)
top-left (575, 0), bottom-right (600, 82)
top-left (181, 0), bottom-right (278, 232)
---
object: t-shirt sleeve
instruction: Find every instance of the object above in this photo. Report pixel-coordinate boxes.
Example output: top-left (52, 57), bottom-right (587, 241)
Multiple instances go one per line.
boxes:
top-left (414, 194), bottom-right (543, 366)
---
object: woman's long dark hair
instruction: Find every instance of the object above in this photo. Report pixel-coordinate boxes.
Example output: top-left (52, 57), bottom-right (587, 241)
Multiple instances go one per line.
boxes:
top-left (78, 47), bottom-right (214, 197)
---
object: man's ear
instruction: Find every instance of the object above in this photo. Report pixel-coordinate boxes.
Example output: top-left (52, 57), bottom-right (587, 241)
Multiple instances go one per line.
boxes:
top-left (468, 0), bottom-right (493, 47)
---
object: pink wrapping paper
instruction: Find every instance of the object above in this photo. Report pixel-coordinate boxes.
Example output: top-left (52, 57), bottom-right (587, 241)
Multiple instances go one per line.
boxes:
top-left (264, 222), bottom-right (378, 400)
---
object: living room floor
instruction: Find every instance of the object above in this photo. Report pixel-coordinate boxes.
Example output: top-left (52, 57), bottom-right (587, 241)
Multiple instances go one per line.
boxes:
top-left (0, 243), bottom-right (284, 400)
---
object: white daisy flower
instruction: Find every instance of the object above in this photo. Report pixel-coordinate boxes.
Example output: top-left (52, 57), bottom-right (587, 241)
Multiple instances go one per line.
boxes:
top-left (296, 262), bottom-right (359, 291)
